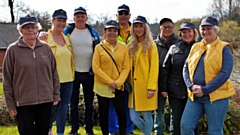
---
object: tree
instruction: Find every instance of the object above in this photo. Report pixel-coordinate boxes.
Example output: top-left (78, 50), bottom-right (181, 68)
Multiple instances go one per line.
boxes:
top-left (8, 0), bottom-right (14, 23)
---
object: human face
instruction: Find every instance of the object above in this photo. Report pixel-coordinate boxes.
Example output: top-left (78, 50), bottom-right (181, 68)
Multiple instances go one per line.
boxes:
top-left (133, 23), bottom-right (145, 39)
top-left (116, 11), bottom-right (131, 25)
top-left (73, 13), bottom-right (88, 29)
top-left (104, 28), bottom-right (118, 43)
top-left (20, 24), bottom-right (38, 40)
top-left (180, 29), bottom-right (195, 44)
top-left (52, 18), bottom-right (67, 32)
top-left (160, 21), bottom-right (174, 39)
top-left (200, 26), bottom-right (217, 44)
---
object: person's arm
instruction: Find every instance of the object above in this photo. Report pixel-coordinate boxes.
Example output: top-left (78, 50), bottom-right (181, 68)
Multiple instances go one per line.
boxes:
top-left (201, 46), bottom-right (233, 94)
top-left (2, 46), bottom-right (16, 114)
top-left (92, 45), bottom-right (115, 84)
top-left (183, 59), bottom-right (194, 91)
top-left (49, 46), bottom-right (60, 102)
top-left (161, 46), bottom-right (173, 93)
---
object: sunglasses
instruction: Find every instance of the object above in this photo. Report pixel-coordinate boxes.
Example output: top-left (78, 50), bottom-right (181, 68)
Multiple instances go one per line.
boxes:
top-left (118, 11), bottom-right (129, 16)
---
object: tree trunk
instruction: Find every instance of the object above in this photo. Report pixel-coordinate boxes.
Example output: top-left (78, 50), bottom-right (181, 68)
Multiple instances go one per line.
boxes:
top-left (8, 0), bottom-right (15, 23)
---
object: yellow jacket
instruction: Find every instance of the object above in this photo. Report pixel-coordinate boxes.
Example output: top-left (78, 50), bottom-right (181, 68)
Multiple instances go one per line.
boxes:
top-left (92, 40), bottom-right (130, 98)
top-left (128, 41), bottom-right (159, 111)
top-left (43, 30), bottom-right (75, 81)
top-left (187, 37), bottom-right (235, 102)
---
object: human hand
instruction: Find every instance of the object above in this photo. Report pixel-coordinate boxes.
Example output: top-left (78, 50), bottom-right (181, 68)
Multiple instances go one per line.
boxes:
top-left (53, 101), bottom-right (59, 105)
top-left (38, 32), bottom-right (48, 40)
top-left (161, 92), bottom-right (168, 97)
top-left (109, 82), bottom-right (117, 89)
top-left (148, 90), bottom-right (155, 98)
top-left (192, 85), bottom-right (204, 97)
top-left (9, 109), bottom-right (17, 116)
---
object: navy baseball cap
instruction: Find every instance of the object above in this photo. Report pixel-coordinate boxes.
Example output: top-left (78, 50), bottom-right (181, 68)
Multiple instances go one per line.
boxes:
top-left (159, 18), bottom-right (174, 25)
top-left (133, 16), bottom-right (147, 24)
top-left (200, 17), bottom-right (218, 26)
top-left (179, 22), bottom-right (195, 30)
top-left (117, 4), bottom-right (130, 13)
top-left (52, 9), bottom-right (67, 19)
top-left (104, 20), bottom-right (120, 29)
top-left (74, 7), bottom-right (87, 15)
top-left (19, 15), bottom-right (37, 27)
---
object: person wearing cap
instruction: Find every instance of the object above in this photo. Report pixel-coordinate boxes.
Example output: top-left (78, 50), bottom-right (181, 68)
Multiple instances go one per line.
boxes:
top-left (161, 22), bottom-right (199, 135)
top-left (62, 7), bottom-right (100, 135)
top-left (154, 17), bottom-right (180, 135)
top-left (180, 17), bottom-right (235, 135)
top-left (41, 9), bottom-right (74, 135)
top-left (2, 15), bottom-right (60, 135)
top-left (127, 15), bottom-right (159, 135)
top-left (92, 20), bottom-right (129, 135)
top-left (108, 4), bottom-right (134, 135)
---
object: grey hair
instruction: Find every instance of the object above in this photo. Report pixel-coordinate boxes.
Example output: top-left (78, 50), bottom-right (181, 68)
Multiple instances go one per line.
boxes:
top-left (199, 25), bottom-right (220, 33)
top-left (17, 23), bottom-right (42, 36)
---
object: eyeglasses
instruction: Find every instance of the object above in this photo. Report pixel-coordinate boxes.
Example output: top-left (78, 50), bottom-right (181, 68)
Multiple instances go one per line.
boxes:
top-left (22, 25), bottom-right (38, 30)
top-left (118, 11), bottom-right (129, 16)
top-left (161, 26), bottom-right (174, 30)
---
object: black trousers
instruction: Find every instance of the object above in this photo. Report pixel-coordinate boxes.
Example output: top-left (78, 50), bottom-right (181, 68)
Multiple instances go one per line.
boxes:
top-left (16, 102), bottom-right (52, 135)
top-left (97, 89), bottom-right (126, 135)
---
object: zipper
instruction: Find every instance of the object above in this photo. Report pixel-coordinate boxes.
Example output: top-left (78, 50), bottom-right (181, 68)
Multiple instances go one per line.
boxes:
top-left (33, 51), bottom-right (36, 58)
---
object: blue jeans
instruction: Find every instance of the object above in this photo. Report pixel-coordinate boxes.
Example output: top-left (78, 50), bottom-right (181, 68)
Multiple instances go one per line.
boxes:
top-left (181, 96), bottom-right (229, 135)
top-left (154, 94), bottom-right (166, 135)
top-left (49, 82), bottom-right (73, 134)
top-left (129, 108), bottom-right (153, 135)
top-left (70, 72), bottom-right (95, 134)
top-left (108, 92), bottom-right (134, 133)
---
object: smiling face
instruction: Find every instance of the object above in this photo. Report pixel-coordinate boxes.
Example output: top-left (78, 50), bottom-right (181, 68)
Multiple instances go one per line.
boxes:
top-left (160, 21), bottom-right (174, 39)
top-left (104, 27), bottom-right (119, 43)
top-left (20, 24), bottom-right (38, 40)
top-left (52, 18), bottom-right (67, 32)
top-left (200, 26), bottom-right (217, 44)
top-left (73, 13), bottom-right (88, 29)
top-left (180, 29), bottom-right (195, 44)
top-left (116, 11), bottom-right (131, 26)
top-left (133, 23), bottom-right (145, 38)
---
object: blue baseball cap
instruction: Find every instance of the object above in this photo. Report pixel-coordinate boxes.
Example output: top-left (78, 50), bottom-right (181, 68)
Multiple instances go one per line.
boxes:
top-left (179, 22), bottom-right (195, 30)
top-left (74, 7), bottom-right (87, 15)
top-left (133, 16), bottom-right (147, 24)
top-left (104, 20), bottom-right (120, 29)
top-left (200, 17), bottom-right (218, 26)
top-left (117, 4), bottom-right (130, 13)
top-left (52, 9), bottom-right (67, 19)
top-left (159, 18), bottom-right (174, 25)
top-left (19, 15), bottom-right (37, 27)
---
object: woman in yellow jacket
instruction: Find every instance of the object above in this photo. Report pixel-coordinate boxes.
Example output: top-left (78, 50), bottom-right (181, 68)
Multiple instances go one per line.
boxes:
top-left (92, 20), bottom-right (130, 135)
top-left (42, 9), bottom-right (74, 135)
top-left (128, 16), bottom-right (159, 135)
top-left (181, 17), bottom-right (235, 135)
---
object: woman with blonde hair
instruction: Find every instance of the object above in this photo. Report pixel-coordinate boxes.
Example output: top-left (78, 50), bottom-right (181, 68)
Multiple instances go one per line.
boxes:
top-left (162, 22), bottom-right (199, 135)
top-left (128, 15), bottom-right (159, 135)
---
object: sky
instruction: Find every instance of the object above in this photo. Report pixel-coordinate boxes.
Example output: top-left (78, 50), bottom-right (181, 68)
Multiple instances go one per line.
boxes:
top-left (0, 0), bottom-right (212, 23)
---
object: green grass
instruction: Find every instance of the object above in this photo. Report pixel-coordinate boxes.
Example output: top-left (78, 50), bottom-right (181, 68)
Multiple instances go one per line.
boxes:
top-left (0, 125), bottom-right (145, 135)
top-left (0, 83), bottom-right (3, 96)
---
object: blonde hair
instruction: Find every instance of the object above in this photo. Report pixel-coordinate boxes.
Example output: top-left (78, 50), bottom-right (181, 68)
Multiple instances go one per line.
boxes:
top-left (129, 23), bottom-right (153, 54)
top-left (178, 29), bottom-right (199, 41)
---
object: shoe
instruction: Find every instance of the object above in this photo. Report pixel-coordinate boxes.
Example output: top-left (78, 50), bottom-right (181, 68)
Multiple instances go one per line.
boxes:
top-left (48, 131), bottom-right (54, 135)
top-left (109, 133), bottom-right (118, 135)
top-left (127, 132), bottom-right (134, 135)
top-left (68, 130), bottom-right (79, 135)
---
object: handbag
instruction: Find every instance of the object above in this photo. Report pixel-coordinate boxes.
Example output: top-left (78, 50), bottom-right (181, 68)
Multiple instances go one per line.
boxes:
top-left (100, 44), bottom-right (132, 93)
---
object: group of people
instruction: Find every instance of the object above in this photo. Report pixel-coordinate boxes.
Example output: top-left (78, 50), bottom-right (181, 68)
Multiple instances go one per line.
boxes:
top-left (2, 3), bottom-right (235, 135)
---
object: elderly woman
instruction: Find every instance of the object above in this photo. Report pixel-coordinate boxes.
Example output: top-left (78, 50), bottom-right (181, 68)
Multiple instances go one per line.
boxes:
top-left (162, 22), bottom-right (199, 135)
top-left (92, 20), bottom-right (130, 135)
top-left (42, 9), bottom-right (74, 135)
top-left (180, 17), bottom-right (235, 135)
top-left (128, 16), bottom-right (159, 135)
top-left (2, 15), bottom-right (60, 135)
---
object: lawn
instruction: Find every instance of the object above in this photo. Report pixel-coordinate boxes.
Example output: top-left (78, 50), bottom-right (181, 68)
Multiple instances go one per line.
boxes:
top-left (0, 125), bottom-right (146, 135)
